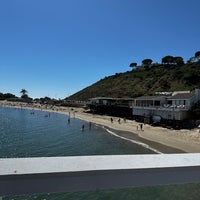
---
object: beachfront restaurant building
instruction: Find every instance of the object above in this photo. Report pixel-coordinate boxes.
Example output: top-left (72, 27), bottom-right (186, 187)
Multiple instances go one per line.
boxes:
top-left (89, 97), bottom-right (133, 117)
top-left (132, 89), bottom-right (200, 123)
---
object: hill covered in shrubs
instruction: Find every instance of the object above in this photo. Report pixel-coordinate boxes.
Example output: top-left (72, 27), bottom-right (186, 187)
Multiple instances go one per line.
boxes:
top-left (68, 59), bottom-right (200, 101)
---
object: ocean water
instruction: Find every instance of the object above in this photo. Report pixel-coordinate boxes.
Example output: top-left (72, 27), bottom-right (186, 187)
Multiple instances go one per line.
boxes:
top-left (0, 107), bottom-right (155, 158)
top-left (1, 106), bottom-right (200, 200)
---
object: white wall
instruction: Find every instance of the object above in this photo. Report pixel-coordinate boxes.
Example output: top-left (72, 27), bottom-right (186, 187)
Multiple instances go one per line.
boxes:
top-left (133, 107), bottom-right (188, 120)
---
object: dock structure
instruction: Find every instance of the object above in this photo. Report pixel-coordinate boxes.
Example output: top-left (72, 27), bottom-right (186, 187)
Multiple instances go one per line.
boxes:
top-left (1, 154), bottom-right (200, 198)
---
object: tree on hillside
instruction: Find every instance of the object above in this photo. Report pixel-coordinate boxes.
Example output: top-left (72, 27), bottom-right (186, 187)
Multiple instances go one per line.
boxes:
top-left (187, 51), bottom-right (200, 63)
top-left (142, 59), bottom-right (152, 65)
top-left (0, 93), bottom-right (4, 100)
top-left (173, 56), bottom-right (184, 66)
top-left (187, 56), bottom-right (196, 63)
top-left (40, 96), bottom-right (54, 104)
top-left (2, 93), bottom-right (17, 99)
top-left (195, 51), bottom-right (200, 61)
top-left (142, 59), bottom-right (152, 69)
top-left (162, 55), bottom-right (174, 65)
top-left (129, 62), bottom-right (137, 70)
top-left (20, 89), bottom-right (28, 99)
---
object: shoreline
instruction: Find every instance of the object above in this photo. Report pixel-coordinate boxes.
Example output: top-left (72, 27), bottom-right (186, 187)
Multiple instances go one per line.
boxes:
top-left (1, 100), bottom-right (200, 153)
top-left (103, 127), bottom-right (185, 154)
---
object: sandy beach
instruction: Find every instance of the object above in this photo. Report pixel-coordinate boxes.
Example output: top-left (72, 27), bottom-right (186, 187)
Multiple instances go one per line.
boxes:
top-left (1, 100), bottom-right (200, 153)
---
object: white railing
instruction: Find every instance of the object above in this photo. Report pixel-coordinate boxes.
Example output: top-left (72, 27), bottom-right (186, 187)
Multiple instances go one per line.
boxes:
top-left (1, 154), bottom-right (200, 198)
top-left (133, 105), bottom-right (189, 111)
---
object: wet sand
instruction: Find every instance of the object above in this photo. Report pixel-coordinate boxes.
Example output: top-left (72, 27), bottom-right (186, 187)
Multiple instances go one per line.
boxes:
top-left (105, 127), bottom-right (185, 154)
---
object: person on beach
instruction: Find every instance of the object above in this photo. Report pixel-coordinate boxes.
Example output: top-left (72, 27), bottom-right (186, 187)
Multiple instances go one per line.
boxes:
top-left (118, 118), bottom-right (121, 124)
top-left (140, 123), bottom-right (143, 131)
top-left (110, 118), bottom-right (113, 123)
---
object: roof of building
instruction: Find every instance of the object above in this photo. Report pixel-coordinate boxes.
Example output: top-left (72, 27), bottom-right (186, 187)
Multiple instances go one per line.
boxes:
top-left (134, 96), bottom-right (166, 101)
top-left (90, 97), bottom-right (133, 101)
top-left (168, 93), bottom-right (195, 100)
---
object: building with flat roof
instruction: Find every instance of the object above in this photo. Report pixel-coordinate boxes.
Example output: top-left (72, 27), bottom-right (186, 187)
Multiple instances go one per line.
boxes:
top-left (132, 89), bottom-right (200, 122)
top-left (89, 97), bottom-right (133, 117)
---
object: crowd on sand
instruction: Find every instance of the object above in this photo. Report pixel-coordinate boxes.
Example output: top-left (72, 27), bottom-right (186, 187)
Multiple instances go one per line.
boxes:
top-left (1, 100), bottom-right (200, 153)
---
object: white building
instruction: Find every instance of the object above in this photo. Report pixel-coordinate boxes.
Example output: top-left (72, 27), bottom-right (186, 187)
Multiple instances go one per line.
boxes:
top-left (132, 89), bottom-right (200, 121)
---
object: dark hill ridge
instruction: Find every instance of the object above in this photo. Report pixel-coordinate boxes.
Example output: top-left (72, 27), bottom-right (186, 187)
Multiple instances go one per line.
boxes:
top-left (68, 62), bottom-right (200, 101)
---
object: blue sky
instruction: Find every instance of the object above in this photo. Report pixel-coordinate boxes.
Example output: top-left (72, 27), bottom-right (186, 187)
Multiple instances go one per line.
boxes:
top-left (0, 0), bottom-right (199, 99)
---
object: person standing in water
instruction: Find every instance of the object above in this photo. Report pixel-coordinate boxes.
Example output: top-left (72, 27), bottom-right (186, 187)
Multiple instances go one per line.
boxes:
top-left (81, 124), bottom-right (85, 132)
top-left (89, 122), bottom-right (92, 130)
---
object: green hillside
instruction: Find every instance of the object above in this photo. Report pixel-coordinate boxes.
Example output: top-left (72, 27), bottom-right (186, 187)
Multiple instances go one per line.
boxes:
top-left (68, 62), bottom-right (200, 101)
